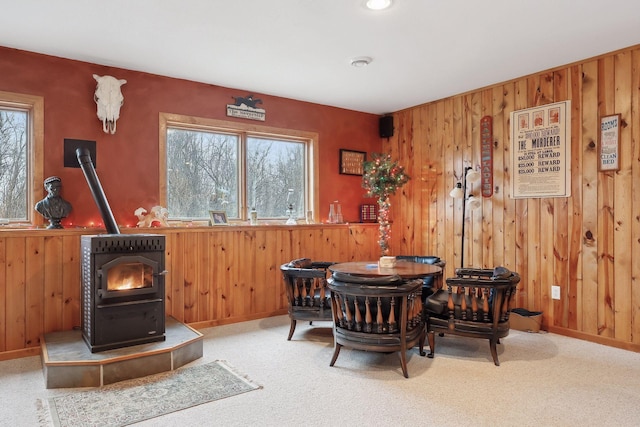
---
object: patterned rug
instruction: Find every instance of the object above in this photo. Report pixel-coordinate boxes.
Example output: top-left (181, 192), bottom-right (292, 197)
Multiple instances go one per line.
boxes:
top-left (43, 360), bottom-right (261, 427)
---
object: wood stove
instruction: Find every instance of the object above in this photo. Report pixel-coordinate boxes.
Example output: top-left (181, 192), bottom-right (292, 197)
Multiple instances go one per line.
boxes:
top-left (76, 147), bottom-right (166, 352)
top-left (81, 234), bottom-right (166, 352)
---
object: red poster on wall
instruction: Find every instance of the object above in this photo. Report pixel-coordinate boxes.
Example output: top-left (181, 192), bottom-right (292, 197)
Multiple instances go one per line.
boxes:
top-left (480, 116), bottom-right (493, 197)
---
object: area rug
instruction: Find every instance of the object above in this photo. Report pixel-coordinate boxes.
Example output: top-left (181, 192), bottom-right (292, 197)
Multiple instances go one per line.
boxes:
top-left (44, 360), bottom-right (261, 427)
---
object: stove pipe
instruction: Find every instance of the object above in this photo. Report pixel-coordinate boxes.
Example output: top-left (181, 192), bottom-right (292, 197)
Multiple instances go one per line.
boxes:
top-left (76, 147), bottom-right (120, 234)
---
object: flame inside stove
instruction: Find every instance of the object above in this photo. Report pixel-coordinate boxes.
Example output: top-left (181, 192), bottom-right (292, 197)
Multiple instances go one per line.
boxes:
top-left (107, 262), bottom-right (153, 291)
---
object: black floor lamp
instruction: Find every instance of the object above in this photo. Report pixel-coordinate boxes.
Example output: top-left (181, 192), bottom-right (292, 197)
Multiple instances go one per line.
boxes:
top-left (450, 166), bottom-right (481, 268)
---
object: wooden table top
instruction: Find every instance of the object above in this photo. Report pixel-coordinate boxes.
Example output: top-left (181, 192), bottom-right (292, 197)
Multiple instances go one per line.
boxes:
top-left (329, 260), bottom-right (442, 279)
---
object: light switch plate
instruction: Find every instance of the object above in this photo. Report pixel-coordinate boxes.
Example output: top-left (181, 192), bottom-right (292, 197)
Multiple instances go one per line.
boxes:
top-left (551, 285), bottom-right (561, 300)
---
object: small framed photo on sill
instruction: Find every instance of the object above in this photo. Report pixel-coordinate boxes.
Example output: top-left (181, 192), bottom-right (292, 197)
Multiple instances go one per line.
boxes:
top-left (339, 149), bottom-right (366, 175)
top-left (209, 210), bottom-right (228, 226)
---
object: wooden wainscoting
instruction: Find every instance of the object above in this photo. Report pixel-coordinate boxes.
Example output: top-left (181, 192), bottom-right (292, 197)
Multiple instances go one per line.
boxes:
top-left (0, 223), bottom-right (379, 360)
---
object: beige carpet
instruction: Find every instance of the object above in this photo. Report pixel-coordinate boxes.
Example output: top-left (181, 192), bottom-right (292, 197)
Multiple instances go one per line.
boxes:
top-left (1, 315), bottom-right (639, 426)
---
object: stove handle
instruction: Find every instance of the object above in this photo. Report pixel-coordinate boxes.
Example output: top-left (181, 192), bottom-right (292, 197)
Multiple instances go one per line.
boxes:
top-left (155, 270), bottom-right (169, 276)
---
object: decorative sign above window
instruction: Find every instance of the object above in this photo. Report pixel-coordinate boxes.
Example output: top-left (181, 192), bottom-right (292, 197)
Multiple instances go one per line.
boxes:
top-left (226, 94), bottom-right (266, 121)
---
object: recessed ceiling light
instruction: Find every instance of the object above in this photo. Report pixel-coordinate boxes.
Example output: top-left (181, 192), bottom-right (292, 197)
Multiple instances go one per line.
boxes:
top-left (366, 0), bottom-right (392, 10)
top-left (350, 57), bottom-right (372, 67)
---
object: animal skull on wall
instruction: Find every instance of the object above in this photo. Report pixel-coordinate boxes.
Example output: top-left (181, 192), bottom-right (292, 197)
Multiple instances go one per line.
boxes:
top-left (93, 74), bottom-right (127, 134)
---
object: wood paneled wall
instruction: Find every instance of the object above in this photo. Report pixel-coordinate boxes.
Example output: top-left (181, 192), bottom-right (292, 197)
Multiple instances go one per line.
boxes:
top-left (387, 44), bottom-right (640, 352)
top-left (0, 224), bottom-right (378, 360)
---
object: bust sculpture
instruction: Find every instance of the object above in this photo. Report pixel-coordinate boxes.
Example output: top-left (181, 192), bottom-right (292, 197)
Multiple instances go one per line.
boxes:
top-left (35, 176), bottom-right (72, 229)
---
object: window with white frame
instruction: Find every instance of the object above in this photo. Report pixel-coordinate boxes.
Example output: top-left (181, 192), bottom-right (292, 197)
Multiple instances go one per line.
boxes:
top-left (160, 114), bottom-right (318, 222)
top-left (0, 91), bottom-right (43, 224)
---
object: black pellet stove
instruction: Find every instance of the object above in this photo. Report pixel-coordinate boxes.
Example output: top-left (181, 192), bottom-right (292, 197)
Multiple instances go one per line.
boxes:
top-left (77, 147), bottom-right (166, 352)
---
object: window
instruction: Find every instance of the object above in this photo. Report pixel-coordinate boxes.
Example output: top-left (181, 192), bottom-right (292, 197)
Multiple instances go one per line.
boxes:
top-left (160, 114), bottom-right (318, 222)
top-left (0, 91), bottom-right (43, 224)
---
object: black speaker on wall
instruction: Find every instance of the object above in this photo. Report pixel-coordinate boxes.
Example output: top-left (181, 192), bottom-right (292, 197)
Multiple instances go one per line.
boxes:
top-left (379, 115), bottom-right (394, 138)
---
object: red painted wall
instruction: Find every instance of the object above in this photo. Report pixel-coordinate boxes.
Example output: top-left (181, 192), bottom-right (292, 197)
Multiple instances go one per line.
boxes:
top-left (0, 46), bottom-right (380, 227)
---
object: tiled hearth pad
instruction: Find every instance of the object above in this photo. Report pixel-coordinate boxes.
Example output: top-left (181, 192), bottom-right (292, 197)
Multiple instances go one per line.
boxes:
top-left (41, 317), bottom-right (203, 388)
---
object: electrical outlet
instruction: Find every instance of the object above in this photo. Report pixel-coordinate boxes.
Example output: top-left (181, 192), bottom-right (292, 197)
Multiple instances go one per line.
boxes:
top-left (551, 285), bottom-right (561, 300)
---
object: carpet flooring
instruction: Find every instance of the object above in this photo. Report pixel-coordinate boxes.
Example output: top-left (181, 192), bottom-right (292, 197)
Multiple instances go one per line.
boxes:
top-left (2, 315), bottom-right (640, 426)
top-left (42, 360), bottom-right (260, 427)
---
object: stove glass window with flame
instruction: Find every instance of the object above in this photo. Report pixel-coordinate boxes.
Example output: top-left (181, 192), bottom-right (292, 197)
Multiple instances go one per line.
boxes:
top-left (100, 255), bottom-right (159, 300)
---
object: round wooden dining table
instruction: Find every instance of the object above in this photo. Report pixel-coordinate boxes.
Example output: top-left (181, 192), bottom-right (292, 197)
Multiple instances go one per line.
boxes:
top-left (329, 260), bottom-right (442, 279)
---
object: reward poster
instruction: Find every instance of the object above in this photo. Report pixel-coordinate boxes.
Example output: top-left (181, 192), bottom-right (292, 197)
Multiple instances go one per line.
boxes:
top-left (510, 100), bottom-right (571, 198)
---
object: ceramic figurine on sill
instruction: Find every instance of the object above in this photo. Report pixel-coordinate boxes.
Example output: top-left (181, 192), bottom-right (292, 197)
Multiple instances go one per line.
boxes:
top-left (134, 207), bottom-right (148, 227)
top-left (35, 176), bottom-right (72, 229)
top-left (134, 205), bottom-right (170, 227)
top-left (148, 205), bottom-right (169, 227)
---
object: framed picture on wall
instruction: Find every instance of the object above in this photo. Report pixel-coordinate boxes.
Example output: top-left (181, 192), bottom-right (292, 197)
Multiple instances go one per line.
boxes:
top-left (339, 149), bottom-right (366, 175)
top-left (599, 114), bottom-right (620, 172)
top-left (509, 100), bottom-right (571, 198)
top-left (209, 210), bottom-right (228, 226)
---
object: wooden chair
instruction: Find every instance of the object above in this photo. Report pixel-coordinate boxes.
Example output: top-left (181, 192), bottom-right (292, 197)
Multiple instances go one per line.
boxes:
top-left (327, 272), bottom-right (426, 378)
top-left (396, 255), bottom-right (446, 300)
top-left (280, 258), bottom-right (335, 340)
top-left (424, 267), bottom-right (520, 366)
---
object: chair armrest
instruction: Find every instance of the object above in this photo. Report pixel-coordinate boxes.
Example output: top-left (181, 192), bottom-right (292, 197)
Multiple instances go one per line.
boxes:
top-left (311, 261), bottom-right (335, 269)
top-left (451, 267), bottom-right (521, 287)
top-left (331, 271), bottom-right (402, 285)
top-left (281, 266), bottom-right (331, 279)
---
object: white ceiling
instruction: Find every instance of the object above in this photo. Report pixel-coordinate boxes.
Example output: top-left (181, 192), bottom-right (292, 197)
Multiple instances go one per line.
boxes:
top-left (1, 0), bottom-right (639, 115)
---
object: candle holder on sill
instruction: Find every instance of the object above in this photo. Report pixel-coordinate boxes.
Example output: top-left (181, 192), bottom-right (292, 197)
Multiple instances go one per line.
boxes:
top-left (285, 188), bottom-right (297, 225)
top-left (286, 203), bottom-right (297, 225)
top-left (249, 207), bottom-right (258, 226)
top-left (327, 201), bottom-right (344, 224)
